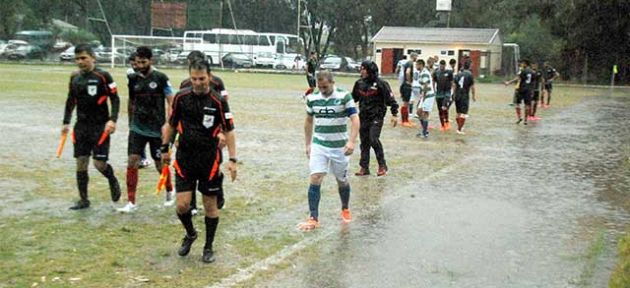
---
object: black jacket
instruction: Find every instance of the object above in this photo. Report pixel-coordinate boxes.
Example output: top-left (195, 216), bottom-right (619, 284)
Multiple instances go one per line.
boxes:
top-left (351, 77), bottom-right (399, 119)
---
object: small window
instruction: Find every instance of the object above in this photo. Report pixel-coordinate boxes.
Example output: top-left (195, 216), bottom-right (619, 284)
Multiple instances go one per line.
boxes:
top-left (407, 49), bottom-right (422, 55)
top-left (448, 50), bottom-right (455, 56)
top-left (376, 49), bottom-right (382, 53)
top-left (258, 36), bottom-right (271, 46)
top-left (244, 35), bottom-right (257, 45)
top-left (441, 50), bottom-right (447, 55)
top-left (203, 34), bottom-right (216, 44)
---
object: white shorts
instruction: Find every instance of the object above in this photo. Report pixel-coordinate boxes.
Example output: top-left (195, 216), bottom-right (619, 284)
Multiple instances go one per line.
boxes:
top-left (309, 144), bottom-right (349, 182)
top-left (417, 96), bottom-right (435, 112)
top-left (411, 87), bottom-right (421, 102)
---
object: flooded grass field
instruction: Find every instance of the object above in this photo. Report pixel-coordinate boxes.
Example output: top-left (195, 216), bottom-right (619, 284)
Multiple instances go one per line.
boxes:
top-left (0, 64), bottom-right (628, 287)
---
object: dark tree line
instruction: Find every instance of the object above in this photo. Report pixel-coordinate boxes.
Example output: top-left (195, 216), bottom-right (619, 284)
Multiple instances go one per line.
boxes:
top-left (1, 0), bottom-right (628, 83)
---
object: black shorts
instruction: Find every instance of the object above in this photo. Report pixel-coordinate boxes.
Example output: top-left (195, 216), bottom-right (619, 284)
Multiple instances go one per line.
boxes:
top-left (400, 84), bottom-right (412, 102)
top-left (436, 97), bottom-right (451, 110)
top-left (454, 92), bottom-right (469, 114)
top-left (174, 149), bottom-right (223, 196)
top-left (533, 91), bottom-right (540, 101)
top-left (544, 83), bottom-right (553, 91)
top-left (128, 131), bottom-right (161, 160)
top-left (514, 89), bottom-right (532, 105)
top-left (306, 75), bottom-right (316, 88)
top-left (73, 123), bottom-right (109, 161)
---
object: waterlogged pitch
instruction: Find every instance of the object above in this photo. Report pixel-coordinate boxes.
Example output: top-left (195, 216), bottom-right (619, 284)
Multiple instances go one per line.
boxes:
top-left (0, 64), bottom-right (628, 287)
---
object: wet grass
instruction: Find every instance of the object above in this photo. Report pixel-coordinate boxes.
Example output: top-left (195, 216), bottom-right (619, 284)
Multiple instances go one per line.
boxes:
top-left (0, 63), bottom-right (627, 287)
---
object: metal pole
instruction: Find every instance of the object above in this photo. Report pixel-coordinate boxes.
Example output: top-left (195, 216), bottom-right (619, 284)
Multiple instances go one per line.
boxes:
top-left (447, 12), bottom-right (450, 28)
top-left (297, 0), bottom-right (301, 37)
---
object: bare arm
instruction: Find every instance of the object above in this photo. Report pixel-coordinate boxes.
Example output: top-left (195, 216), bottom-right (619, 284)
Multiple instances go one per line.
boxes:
top-left (504, 76), bottom-right (519, 86)
top-left (471, 84), bottom-right (477, 102)
top-left (344, 114), bottom-right (359, 156)
top-left (304, 115), bottom-right (314, 158)
top-left (160, 123), bottom-right (175, 164)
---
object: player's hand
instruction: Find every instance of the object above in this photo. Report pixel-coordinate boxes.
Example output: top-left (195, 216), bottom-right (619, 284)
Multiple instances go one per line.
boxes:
top-left (105, 120), bottom-right (116, 134)
top-left (217, 132), bottom-right (226, 149)
top-left (305, 143), bottom-right (311, 159)
top-left (473, 95), bottom-right (477, 102)
top-left (61, 124), bottom-right (70, 135)
top-left (161, 152), bottom-right (171, 165)
top-left (343, 141), bottom-right (354, 156)
top-left (227, 161), bottom-right (237, 182)
top-left (390, 116), bottom-right (398, 127)
top-left (503, 81), bottom-right (509, 86)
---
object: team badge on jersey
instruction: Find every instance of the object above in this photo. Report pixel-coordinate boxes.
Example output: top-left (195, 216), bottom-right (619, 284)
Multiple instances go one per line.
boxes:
top-left (149, 82), bottom-right (158, 89)
top-left (203, 115), bottom-right (215, 128)
top-left (87, 85), bottom-right (97, 96)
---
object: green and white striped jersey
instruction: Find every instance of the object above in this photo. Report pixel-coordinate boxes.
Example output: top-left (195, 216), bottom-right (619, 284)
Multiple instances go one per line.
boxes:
top-left (306, 87), bottom-right (357, 148)
top-left (420, 68), bottom-right (435, 97)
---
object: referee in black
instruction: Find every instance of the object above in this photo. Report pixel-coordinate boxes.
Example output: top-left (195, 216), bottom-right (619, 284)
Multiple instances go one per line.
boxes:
top-left (61, 44), bottom-right (121, 210)
top-left (161, 60), bottom-right (237, 263)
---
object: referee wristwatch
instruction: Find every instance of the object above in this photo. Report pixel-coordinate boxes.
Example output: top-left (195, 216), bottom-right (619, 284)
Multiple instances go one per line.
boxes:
top-left (229, 157), bottom-right (238, 163)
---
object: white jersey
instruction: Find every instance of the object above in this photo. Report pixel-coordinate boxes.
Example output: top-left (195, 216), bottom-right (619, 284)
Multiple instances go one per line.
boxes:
top-left (397, 59), bottom-right (409, 84)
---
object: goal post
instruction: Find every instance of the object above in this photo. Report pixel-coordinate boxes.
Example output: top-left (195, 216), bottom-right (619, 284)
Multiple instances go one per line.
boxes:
top-left (110, 34), bottom-right (184, 68)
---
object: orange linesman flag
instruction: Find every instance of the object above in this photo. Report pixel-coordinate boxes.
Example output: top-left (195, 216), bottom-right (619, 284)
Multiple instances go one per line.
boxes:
top-left (56, 132), bottom-right (68, 158)
top-left (156, 165), bottom-right (170, 194)
top-left (97, 130), bottom-right (109, 146)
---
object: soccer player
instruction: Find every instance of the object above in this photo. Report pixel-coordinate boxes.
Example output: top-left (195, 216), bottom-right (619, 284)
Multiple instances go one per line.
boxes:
top-left (305, 51), bottom-right (318, 89)
top-left (452, 61), bottom-right (477, 134)
top-left (433, 60), bottom-right (454, 131)
top-left (505, 59), bottom-right (534, 125)
top-left (298, 70), bottom-right (360, 231)
top-left (394, 55), bottom-right (408, 89)
top-left (126, 52), bottom-right (151, 169)
top-left (530, 63), bottom-right (543, 121)
top-left (448, 58), bottom-right (457, 72)
top-left (161, 59), bottom-right (237, 263)
top-left (179, 50), bottom-right (228, 215)
top-left (117, 46), bottom-right (175, 213)
top-left (180, 51), bottom-right (229, 100)
top-left (542, 61), bottom-right (559, 108)
top-left (61, 44), bottom-right (121, 210)
top-left (415, 59), bottom-right (435, 138)
top-left (400, 52), bottom-right (418, 127)
top-left (352, 61), bottom-right (399, 176)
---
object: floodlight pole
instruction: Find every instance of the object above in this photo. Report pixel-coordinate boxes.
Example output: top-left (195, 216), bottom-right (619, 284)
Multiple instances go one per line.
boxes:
top-left (297, 0), bottom-right (301, 37)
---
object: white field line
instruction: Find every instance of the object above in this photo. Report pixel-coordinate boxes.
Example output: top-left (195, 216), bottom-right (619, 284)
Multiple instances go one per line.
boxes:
top-left (207, 157), bottom-right (473, 288)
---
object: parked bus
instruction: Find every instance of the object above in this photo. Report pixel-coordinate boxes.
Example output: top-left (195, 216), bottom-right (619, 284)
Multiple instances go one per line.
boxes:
top-left (182, 29), bottom-right (302, 65)
top-left (15, 30), bottom-right (54, 50)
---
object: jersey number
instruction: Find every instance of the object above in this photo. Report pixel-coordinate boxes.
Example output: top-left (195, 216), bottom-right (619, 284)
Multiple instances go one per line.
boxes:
top-left (458, 77), bottom-right (465, 89)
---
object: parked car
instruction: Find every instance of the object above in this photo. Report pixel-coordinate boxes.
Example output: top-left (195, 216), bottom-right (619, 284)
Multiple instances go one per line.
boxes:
top-left (53, 40), bottom-right (72, 51)
top-left (273, 54), bottom-right (304, 70)
top-left (345, 57), bottom-right (361, 72)
top-left (222, 53), bottom-right (252, 68)
top-left (0, 40), bottom-right (29, 58)
top-left (7, 45), bottom-right (46, 60)
top-left (94, 47), bottom-right (125, 63)
top-left (59, 46), bottom-right (75, 62)
top-left (253, 52), bottom-right (275, 68)
top-left (165, 48), bottom-right (182, 63)
top-left (320, 55), bottom-right (356, 72)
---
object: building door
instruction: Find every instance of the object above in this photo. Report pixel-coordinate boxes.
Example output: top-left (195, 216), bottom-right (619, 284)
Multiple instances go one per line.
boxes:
top-left (469, 50), bottom-right (481, 77)
top-left (381, 48), bottom-right (394, 74)
top-left (459, 49), bottom-right (482, 77)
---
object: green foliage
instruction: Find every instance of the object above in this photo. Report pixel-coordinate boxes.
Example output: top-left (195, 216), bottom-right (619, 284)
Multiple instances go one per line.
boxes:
top-left (505, 15), bottom-right (562, 64)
